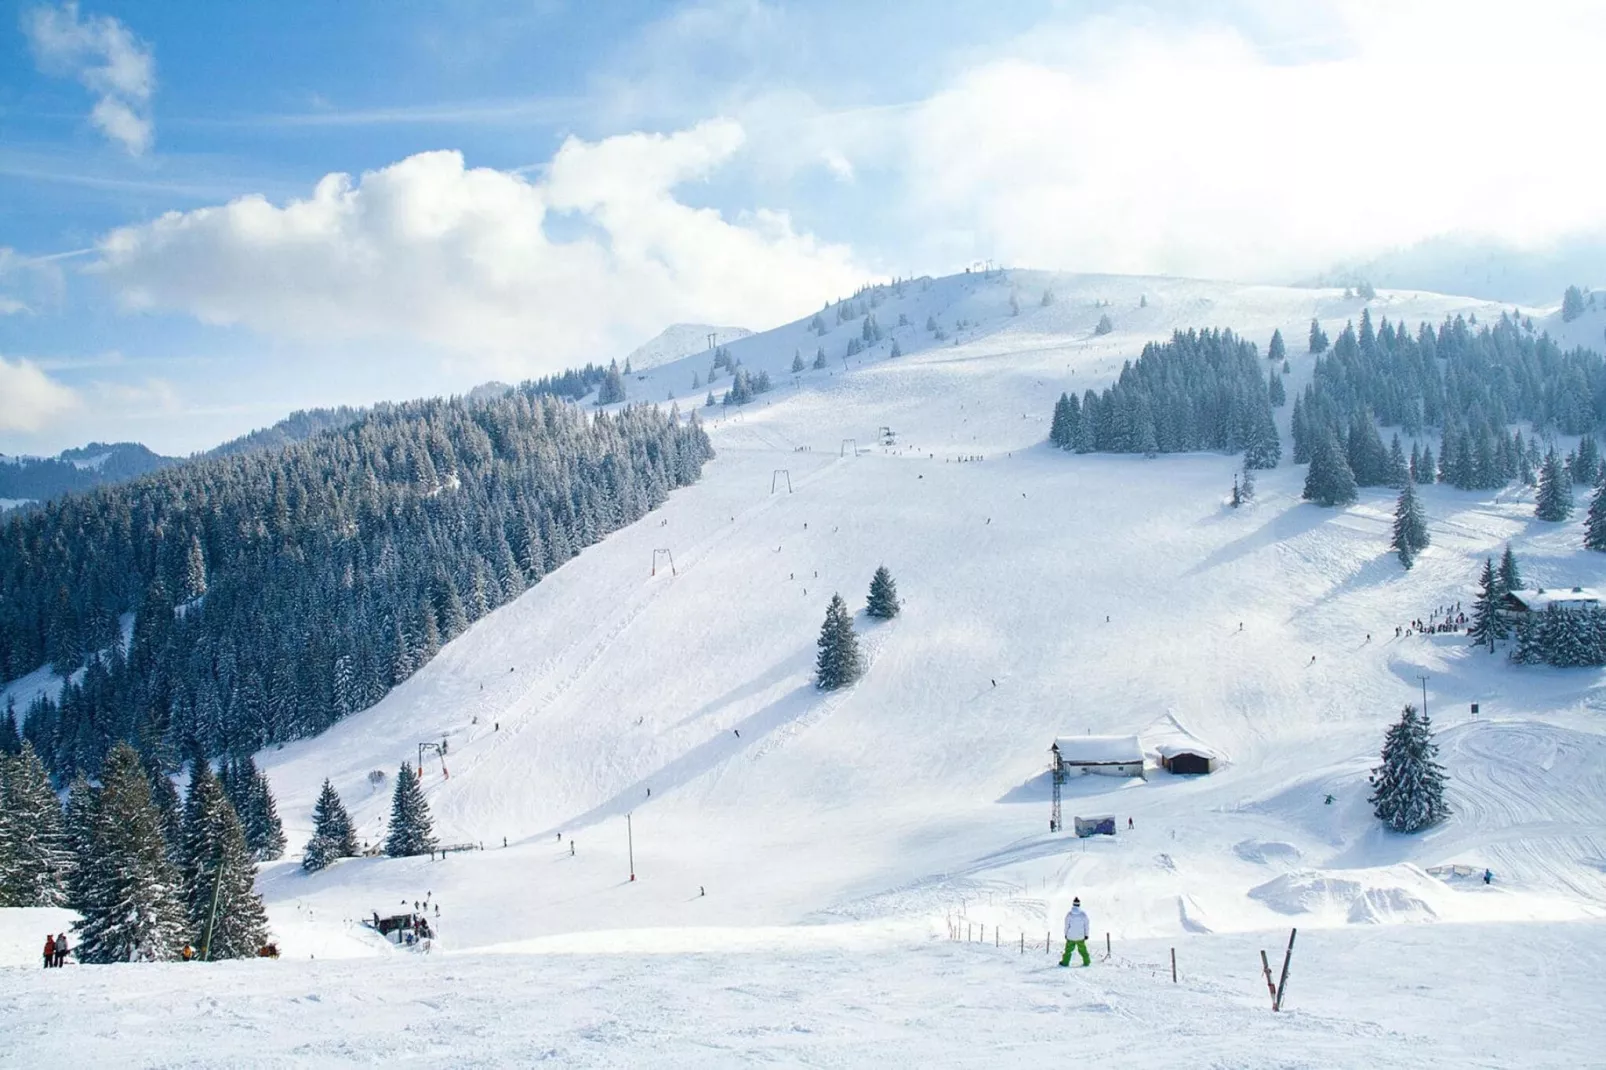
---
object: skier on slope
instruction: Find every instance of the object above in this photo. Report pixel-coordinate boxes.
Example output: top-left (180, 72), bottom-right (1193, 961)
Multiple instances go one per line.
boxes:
top-left (1059, 898), bottom-right (1091, 968)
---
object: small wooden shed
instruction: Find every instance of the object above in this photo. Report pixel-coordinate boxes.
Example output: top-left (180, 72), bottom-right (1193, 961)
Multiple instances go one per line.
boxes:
top-left (1158, 744), bottom-right (1218, 775)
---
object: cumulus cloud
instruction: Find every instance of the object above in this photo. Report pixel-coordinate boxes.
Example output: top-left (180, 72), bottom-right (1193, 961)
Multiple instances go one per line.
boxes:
top-left (93, 120), bottom-right (867, 374)
top-left (0, 356), bottom-right (80, 432)
top-left (891, 0), bottom-right (1606, 279)
top-left (24, 2), bottom-right (155, 154)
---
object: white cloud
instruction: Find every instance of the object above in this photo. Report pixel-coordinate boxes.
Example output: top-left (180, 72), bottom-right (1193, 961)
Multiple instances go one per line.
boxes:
top-left (0, 356), bottom-right (80, 432)
top-left (24, 2), bottom-right (155, 154)
top-left (93, 120), bottom-right (868, 375)
top-left (888, 0), bottom-right (1606, 279)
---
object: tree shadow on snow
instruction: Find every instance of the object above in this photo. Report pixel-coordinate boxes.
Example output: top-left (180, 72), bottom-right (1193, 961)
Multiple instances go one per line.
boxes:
top-left (1183, 504), bottom-right (1330, 578)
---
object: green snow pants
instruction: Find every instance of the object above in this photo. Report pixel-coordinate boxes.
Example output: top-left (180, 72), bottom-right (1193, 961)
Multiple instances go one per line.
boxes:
top-left (1060, 939), bottom-right (1090, 967)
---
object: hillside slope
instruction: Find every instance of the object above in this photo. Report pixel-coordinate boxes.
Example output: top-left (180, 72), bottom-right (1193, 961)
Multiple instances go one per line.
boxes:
top-left (236, 271), bottom-right (1606, 958)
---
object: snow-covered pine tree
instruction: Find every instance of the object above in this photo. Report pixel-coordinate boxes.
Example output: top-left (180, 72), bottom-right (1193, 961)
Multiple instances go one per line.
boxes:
top-left (813, 347), bottom-right (828, 370)
top-left (596, 361), bottom-right (626, 406)
top-left (1094, 313), bottom-right (1113, 336)
top-left (1390, 480), bottom-right (1429, 568)
top-left (1467, 558), bottom-right (1508, 652)
top-left (303, 779), bottom-right (360, 873)
top-left (889, 338), bottom-right (902, 358)
top-left (1386, 434), bottom-right (1409, 488)
top-left (1509, 611), bottom-right (1544, 663)
top-left (1368, 705), bottom-right (1450, 833)
top-left (72, 743), bottom-right (188, 963)
top-left (180, 760), bottom-right (269, 958)
top-left (1268, 366), bottom-right (1286, 407)
top-left (1240, 464), bottom-right (1256, 502)
top-left (1308, 318), bottom-right (1328, 353)
top-left (225, 757), bottom-right (286, 862)
top-left (1302, 433), bottom-right (1358, 506)
top-left (1049, 393), bottom-right (1075, 449)
top-left (705, 390), bottom-right (716, 408)
top-left (1419, 442), bottom-right (1436, 484)
top-left (1498, 544), bottom-right (1522, 598)
top-left (1561, 284), bottom-right (1586, 322)
top-left (866, 566), bottom-right (900, 619)
top-left (182, 534), bottom-right (208, 602)
top-left (1041, 289), bottom-right (1054, 306)
top-left (1586, 472), bottom-right (1606, 552)
top-left (1230, 475), bottom-right (1242, 508)
top-left (1268, 328), bottom-right (1285, 362)
top-left (814, 594), bottom-right (863, 691)
top-left (1535, 450), bottom-right (1573, 521)
top-left (0, 741), bottom-right (71, 906)
top-left (384, 762), bottom-right (437, 857)
top-left (791, 350), bottom-right (805, 373)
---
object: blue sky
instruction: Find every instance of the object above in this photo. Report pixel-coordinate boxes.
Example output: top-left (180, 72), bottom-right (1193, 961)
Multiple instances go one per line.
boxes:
top-left (2, 0), bottom-right (1603, 455)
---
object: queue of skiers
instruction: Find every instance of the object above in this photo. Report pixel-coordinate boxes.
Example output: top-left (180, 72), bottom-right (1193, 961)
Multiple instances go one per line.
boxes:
top-left (41, 932), bottom-right (69, 968)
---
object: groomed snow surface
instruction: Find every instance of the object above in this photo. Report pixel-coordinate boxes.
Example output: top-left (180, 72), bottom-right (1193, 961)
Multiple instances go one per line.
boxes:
top-left (4, 271), bottom-right (1606, 1067)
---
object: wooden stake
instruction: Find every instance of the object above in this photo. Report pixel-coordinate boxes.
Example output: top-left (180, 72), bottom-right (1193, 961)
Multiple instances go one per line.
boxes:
top-left (1106, 932), bottom-right (1111, 960)
top-left (1170, 947), bottom-right (1177, 983)
top-left (1259, 950), bottom-right (1278, 1009)
top-left (1274, 928), bottom-right (1297, 1011)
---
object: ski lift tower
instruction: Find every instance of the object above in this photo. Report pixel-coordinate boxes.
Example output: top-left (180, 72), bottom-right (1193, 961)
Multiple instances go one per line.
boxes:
top-left (419, 739), bottom-right (448, 778)
top-left (1049, 744), bottom-right (1066, 833)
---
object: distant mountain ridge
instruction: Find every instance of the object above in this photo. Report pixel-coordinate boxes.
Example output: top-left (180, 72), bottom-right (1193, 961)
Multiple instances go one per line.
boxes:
top-left (0, 442), bottom-right (175, 508)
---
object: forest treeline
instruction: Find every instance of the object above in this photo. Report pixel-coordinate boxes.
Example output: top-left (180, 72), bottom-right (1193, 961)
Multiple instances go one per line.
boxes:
top-left (0, 389), bottom-right (712, 781)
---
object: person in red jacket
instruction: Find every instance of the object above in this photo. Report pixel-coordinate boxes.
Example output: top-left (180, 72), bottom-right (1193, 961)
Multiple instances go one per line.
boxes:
top-left (43, 934), bottom-right (55, 969)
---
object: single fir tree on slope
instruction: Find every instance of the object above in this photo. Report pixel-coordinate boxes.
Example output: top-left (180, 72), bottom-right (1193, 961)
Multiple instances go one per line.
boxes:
top-left (815, 594), bottom-right (863, 691)
top-left (0, 741), bottom-right (71, 907)
top-left (1369, 705), bottom-right (1450, 833)
top-left (72, 743), bottom-right (188, 963)
top-left (180, 760), bottom-right (269, 958)
top-left (1498, 544), bottom-right (1522, 598)
top-left (1303, 434), bottom-right (1358, 506)
top-left (1391, 480), bottom-right (1430, 568)
top-left (1535, 450), bottom-right (1573, 521)
top-left (1467, 558), bottom-right (1509, 652)
top-left (304, 779), bottom-right (360, 873)
top-left (385, 762), bottom-right (437, 858)
top-left (224, 757), bottom-right (286, 862)
top-left (866, 567), bottom-right (901, 619)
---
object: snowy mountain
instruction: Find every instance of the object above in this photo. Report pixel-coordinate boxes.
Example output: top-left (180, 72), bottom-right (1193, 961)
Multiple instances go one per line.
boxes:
top-left (622, 322), bottom-right (752, 371)
top-left (6, 269), bottom-right (1606, 1064)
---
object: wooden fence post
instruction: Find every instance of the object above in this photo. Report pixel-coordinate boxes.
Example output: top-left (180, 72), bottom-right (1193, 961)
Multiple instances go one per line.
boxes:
top-left (1106, 932), bottom-right (1111, 960)
top-left (1170, 947), bottom-right (1177, 983)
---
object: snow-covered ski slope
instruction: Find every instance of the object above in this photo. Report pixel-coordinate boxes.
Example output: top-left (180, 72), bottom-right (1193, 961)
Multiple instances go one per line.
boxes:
top-left (9, 271), bottom-right (1606, 1065)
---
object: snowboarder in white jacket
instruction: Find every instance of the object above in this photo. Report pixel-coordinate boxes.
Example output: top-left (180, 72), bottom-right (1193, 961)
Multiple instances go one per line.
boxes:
top-left (1059, 898), bottom-right (1091, 967)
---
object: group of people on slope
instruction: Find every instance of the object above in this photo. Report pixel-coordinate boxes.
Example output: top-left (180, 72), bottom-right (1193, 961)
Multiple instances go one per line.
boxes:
top-left (41, 932), bottom-right (69, 968)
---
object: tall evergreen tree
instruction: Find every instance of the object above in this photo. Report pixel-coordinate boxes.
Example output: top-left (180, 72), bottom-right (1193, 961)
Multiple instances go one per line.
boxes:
top-left (1303, 433), bottom-right (1358, 506)
top-left (182, 534), bottom-right (208, 602)
top-left (1386, 434), bottom-right (1409, 488)
top-left (0, 702), bottom-right (19, 757)
top-left (1467, 558), bottom-right (1509, 651)
top-left (1268, 328), bottom-right (1286, 362)
top-left (225, 757), bottom-right (286, 862)
top-left (1369, 705), bottom-right (1450, 833)
top-left (143, 754), bottom-right (183, 864)
top-left (791, 350), bottom-right (805, 373)
top-left (866, 566), bottom-right (901, 620)
top-left (385, 762), bottom-right (437, 857)
top-left (1419, 443), bottom-right (1436, 484)
top-left (1586, 472), bottom-right (1606, 552)
top-left (814, 594), bottom-right (863, 691)
top-left (1308, 318), bottom-right (1328, 353)
top-left (303, 779), bottom-right (360, 873)
top-left (1535, 450), bottom-right (1574, 521)
top-left (0, 742), bottom-right (71, 906)
top-left (1390, 481), bottom-right (1429, 568)
top-left (1498, 544), bottom-right (1523, 598)
top-left (180, 762), bottom-right (269, 958)
top-left (1268, 366), bottom-right (1286, 407)
top-left (72, 743), bottom-right (188, 963)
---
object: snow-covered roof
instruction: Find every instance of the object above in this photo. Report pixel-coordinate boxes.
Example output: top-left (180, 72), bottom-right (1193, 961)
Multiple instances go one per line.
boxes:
top-left (1155, 742), bottom-right (1220, 759)
top-left (1052, 735), bottom-right (1145, 764)
top-left (1507, 587), bottom-right (1601, 611)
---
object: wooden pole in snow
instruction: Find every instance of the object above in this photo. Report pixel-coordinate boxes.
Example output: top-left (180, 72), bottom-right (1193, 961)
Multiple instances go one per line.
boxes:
top-left (1170, 947), bottom-right (1177, 983)
top-left (1274, 928), bottom-right (1297, 1011)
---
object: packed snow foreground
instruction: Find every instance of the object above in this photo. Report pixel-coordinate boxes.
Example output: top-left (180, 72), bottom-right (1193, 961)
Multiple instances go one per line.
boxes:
top-left (5, 270), bottom-right (1606, 1067)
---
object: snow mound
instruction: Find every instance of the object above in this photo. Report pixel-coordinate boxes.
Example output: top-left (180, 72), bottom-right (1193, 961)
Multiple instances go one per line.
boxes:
top-left (1249, 867), bottom-right (1439, 924)
top-left (1234, 840), bottom-right (1303, 866)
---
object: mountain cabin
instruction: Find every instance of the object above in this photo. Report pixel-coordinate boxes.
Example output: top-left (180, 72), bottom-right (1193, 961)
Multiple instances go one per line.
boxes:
top-left (1051, 735), bottom-right (1146, 778)
top-left (1502, 587), bottom-right (1601, 614)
